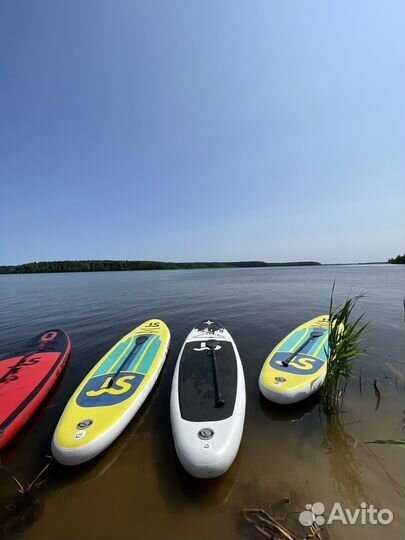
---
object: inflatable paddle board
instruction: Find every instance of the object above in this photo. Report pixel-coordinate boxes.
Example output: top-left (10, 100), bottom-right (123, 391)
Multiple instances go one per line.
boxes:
top-left (259, 315), bottom-right (342, 404)
top-left (171, 320), bottom-right (245, 478)
top-left (52, 320), bottom-right (170, 465)
top-left (0, 329), bottom-right (70, 450)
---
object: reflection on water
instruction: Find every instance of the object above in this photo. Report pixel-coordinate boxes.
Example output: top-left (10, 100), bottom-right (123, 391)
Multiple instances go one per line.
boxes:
top-left (258, 392), bottom-right (319, 423)
top-left (321, 411), bottom-right (369, 507)
top-left (174, 457), bottom-right (239, 508)
top-left (0, 265), bottom-right (404, 540)
top-left (364, 443), bottom-right (405, 501)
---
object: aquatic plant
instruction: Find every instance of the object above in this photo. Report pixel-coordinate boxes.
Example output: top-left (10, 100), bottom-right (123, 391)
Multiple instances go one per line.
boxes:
top-left (363, 305), bottom-right (405, 450)
top-left (242, 507), bottom-right (324, 540)
top-left (365, 439), bottom-right (405, 448)
top-left (0, 456), bottom-right (52, 494)
top-left (321, 284), bottom-right (368, 413)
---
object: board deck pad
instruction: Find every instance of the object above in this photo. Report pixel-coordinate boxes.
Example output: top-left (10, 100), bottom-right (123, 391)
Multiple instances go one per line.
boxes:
top-left (0, 330), bottom-right (70, 447)
top-left (269, 328), bottom-right (328, 375)
top-left (75, 333), bottom-right (161, 409)
top-left (179, 340), bottom-right (237, 422)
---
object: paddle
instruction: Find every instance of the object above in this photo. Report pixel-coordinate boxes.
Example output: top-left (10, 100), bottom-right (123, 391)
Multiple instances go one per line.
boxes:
top-left (106, 335), bottom-right (149, 388)
top-left (281, 329), bottom-right (324, 367)
top-left (206, 339), bottom-right (225, 408)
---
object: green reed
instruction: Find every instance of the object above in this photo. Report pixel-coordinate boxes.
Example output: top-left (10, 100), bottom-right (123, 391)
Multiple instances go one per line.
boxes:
top-left (321, 284), bottom-right (368, 413)
top-left (365, 439), bottom-right (405, 448)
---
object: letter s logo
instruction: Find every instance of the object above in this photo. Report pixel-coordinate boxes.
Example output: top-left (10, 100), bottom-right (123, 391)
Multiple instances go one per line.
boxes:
top-left (77, 373), bottom-right (145, 407)
top-left (289, 357), bottom-right (317, 370)
top-left (86, 375), bottom-right (136, 397)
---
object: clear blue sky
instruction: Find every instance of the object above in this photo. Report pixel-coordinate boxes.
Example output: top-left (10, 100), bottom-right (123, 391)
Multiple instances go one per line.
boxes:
top-left (1, 1), bottom-right (404, 265)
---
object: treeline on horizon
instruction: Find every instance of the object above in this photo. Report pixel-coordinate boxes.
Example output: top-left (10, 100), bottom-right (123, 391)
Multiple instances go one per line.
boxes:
top-left (0, 259), bottom-right (321, 274)
top-left (388, 254), bottom-right (405, 264)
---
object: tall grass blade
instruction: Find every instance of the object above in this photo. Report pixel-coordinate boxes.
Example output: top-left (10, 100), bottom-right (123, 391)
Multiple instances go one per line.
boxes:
top-left (321, 287), bottom-right (368, 413)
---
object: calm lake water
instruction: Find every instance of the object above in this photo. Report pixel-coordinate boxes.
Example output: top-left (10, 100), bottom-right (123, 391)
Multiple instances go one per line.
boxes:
top-left (0, 265), bottom-right (404, 540)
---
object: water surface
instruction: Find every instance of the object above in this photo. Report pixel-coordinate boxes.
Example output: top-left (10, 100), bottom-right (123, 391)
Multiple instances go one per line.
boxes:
top-left (0, 265), bottom-right (404, 540)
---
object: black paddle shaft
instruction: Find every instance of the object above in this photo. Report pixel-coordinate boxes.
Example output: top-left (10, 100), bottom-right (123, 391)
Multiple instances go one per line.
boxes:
top-left (206, 339), bottom-right (225, 408)
top-left (281, 329), bottom-right (324, 367)
top-left (106, 335), bottom-right (149, 388)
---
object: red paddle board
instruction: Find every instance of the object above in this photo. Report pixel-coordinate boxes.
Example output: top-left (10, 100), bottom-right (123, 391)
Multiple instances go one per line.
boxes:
top-left (0, 329), bottom-right (71, 450)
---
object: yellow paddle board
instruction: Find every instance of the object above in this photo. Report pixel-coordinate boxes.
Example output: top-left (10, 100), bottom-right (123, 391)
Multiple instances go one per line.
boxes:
top-left (259, 315), bottom-right (342, 404)
top-left (52, 319), bottom-right (170, 465)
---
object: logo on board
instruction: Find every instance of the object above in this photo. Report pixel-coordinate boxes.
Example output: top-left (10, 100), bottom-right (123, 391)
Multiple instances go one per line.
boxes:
top-left (76, 373), bottom-right (144, 407)
top-left (40, 331), bottom-right (58, 344)
top-left (270, 354), bottom-right (324, 375)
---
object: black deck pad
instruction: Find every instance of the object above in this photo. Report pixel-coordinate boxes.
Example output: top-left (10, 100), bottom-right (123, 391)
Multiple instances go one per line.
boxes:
top-left (178, 340), bottom-right (237, 422)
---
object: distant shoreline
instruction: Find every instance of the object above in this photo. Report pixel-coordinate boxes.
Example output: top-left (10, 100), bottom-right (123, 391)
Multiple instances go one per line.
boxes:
top-left (0, 260), bottom-right (323, 274)
top-left (0, 259), bottom-right (398, 275)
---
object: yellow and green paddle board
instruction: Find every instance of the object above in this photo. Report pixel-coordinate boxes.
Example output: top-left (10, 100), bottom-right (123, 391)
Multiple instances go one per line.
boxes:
top-left (52, 319), bottom-right (170, 465)
top-left (259, 315), bottom-right (342, 404)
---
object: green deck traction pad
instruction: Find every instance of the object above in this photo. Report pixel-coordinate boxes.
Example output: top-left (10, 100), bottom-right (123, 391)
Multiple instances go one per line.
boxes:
top-left (93, 335), bottom-right (156, 377)
top-left (279, 327), bottom-right (329, 361)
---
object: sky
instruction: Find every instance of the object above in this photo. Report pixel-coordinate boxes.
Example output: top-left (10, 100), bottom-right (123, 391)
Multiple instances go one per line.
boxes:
top-left (1, 1), bottom-right (404, 265)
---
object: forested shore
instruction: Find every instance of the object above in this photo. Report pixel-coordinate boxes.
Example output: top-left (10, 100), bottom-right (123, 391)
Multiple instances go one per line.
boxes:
top-left (0, 260), bottom-right (321, 274)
